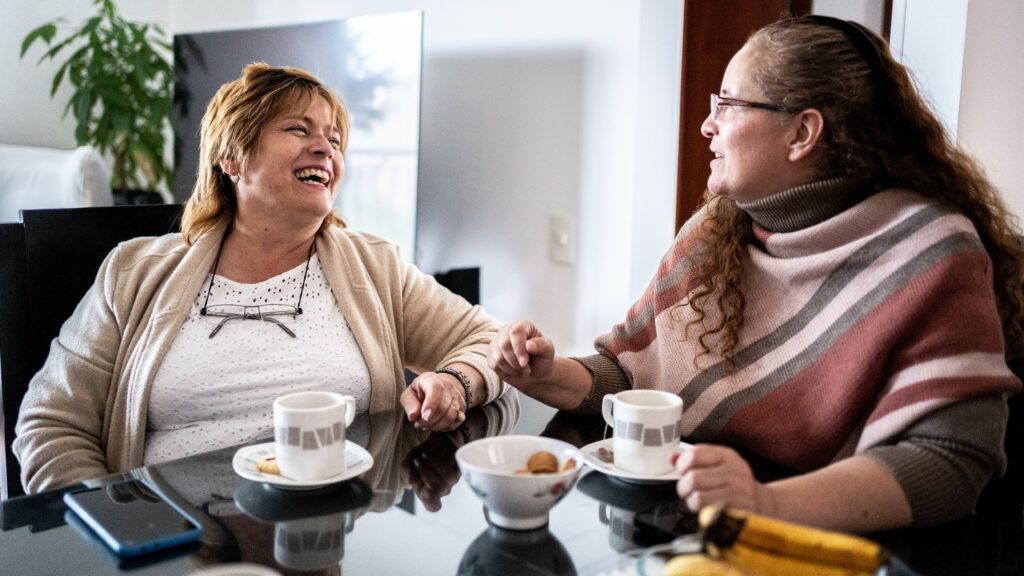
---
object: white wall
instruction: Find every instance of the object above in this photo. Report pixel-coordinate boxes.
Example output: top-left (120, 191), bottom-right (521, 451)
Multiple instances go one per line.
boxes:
top-left (959, 1), bottom-right (1024, 222)
top-left (889, 0), bottom-right (969, 140)
top-left (813, 0), bottom-right (886, 31)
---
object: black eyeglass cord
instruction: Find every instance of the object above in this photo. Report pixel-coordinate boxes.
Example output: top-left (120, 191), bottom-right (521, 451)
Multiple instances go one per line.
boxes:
top-left (200, 234), bottom-right (316, 316)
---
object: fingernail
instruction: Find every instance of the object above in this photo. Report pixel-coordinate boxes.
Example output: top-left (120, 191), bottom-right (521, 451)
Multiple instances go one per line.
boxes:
top-left (423, 409), bottom-right (433, 420)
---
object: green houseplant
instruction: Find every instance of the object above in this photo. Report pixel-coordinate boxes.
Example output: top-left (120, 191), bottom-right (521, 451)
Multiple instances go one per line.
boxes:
top-left (20, 0), bottom-right (172, 203)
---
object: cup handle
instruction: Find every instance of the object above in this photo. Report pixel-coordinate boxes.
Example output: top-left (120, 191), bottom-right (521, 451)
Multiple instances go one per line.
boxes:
top-left (343, 396), bottom-right (356, 427)
top-left (601, 394), bottom-right (616, 428)
top-left (598, 503), bottom-right (610, 525)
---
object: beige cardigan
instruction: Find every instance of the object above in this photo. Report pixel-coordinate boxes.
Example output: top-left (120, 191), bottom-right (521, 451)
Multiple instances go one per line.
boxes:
top-left (13, 223), bottom-right (503, 493)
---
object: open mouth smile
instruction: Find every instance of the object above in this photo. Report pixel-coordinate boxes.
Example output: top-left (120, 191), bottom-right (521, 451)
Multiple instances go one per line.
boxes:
top-left (294, 168), bottom-right (331, 186)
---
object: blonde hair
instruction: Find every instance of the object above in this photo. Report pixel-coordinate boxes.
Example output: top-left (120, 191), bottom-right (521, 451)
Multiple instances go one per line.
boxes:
top-left (687, 15), bottom-right (1024, 366)
top-left (181, 62), bottom-right (350, 244)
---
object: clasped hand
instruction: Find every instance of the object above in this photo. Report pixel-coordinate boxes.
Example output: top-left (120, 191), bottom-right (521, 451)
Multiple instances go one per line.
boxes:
top-left (487, 321), bottom-right (556, 389)
top-left (400, 371), bottom-right (467, 432)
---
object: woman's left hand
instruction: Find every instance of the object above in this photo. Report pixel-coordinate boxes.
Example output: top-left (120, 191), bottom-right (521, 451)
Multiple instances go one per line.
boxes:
top-left (673, 444), bottom-right (773, 515)
top-left (400, 372), bottom-right (467, 432)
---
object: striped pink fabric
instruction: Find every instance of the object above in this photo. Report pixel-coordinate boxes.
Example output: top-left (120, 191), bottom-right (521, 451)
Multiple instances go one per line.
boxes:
top-left (595, 189), bottom-right (1021, 471)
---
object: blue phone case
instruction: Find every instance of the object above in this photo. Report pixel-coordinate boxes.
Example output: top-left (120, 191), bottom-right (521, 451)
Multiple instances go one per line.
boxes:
top-left (63, 482), bottom-right (204, 558)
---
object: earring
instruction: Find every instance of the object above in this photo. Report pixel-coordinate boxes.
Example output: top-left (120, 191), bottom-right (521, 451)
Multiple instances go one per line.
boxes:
top-left (230, 174), bottom-right (239, 184)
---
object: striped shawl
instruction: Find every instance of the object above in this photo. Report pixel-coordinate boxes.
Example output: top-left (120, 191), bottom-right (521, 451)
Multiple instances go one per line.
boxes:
top-left (577, 184), bottom-right (1020, 524)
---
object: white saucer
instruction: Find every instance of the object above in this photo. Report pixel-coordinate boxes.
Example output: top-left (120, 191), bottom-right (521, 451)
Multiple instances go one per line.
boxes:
top-left (232, 441), bottom-right (374, 490)
top-left (580, 438), bottom-right (691, 484)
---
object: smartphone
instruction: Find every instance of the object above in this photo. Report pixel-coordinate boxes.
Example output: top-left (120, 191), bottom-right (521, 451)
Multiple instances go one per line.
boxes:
top-left (64, 510), bottom-right (200, 570)
top-left (63, 480), bottom-right (204, 558)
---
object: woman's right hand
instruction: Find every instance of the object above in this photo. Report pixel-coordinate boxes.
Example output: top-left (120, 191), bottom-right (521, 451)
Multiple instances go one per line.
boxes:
top-left (487, 321), bottom-right (556, 389)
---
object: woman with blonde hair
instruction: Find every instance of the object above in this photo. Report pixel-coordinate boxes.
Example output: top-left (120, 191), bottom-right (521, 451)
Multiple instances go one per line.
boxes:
top-left (490, 15), bottom-right (1023, 532)
top-left (15, 63), bottom-right (504, 493)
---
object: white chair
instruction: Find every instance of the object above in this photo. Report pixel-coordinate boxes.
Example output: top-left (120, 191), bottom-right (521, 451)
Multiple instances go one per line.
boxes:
top-left (0, 144), bottom-right (113, 223)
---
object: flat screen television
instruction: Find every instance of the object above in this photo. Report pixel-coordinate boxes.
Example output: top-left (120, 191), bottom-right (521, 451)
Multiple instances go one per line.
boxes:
top-left (173, 13), bottom-right (423, 259)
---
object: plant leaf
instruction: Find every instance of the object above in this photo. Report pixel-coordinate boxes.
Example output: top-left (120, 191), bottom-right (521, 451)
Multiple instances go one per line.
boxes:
top-left (50, 60), bottom-right (69, 97)
top-left (20, 23), bottom-right (57, 58)
top-left (27, 0), bottom-right (174, 192)
top-left (36, 29), bottom-right (83, 64)
top-left (79, 16), bottom-right (102, 37)
top-left (49, 45), bottom-right (89, 97)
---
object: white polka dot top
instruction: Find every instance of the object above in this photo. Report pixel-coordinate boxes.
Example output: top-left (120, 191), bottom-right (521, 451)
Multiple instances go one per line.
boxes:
top-left (143, 253), bottom-right (371, 465)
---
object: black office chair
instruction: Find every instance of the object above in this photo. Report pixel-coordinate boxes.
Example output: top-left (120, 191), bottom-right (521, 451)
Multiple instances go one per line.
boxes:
top-left (403, 266), bottom-right (481, 387)
top-left (433, 267), bottom-right (480, 308)
top-left (0, 204), bottom-right (182, 499)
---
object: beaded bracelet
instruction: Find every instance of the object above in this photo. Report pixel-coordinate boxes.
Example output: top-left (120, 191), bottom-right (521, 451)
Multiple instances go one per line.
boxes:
top-left (438, 367), bottom-right (472, 409)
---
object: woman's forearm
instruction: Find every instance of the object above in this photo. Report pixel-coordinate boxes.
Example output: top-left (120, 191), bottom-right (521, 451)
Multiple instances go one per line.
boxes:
top-left (514, 356), bottom-right (594, 410)
top-left (764, 455), bottom-right (912, 532)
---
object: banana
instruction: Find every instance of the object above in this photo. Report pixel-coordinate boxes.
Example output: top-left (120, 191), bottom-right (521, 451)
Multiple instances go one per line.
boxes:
top-left (699, 505), bottom-right (886, 573)
top-left (662, 554), bottom-right (750, 576)
top-left (720, 542), bottom-right (874, 576)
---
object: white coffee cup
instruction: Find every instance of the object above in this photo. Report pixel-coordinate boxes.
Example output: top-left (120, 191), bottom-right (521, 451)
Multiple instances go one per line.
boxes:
top-left (273, 391), bottom-right (356, 481)
top-left (601, 390), bottom-right (683, 475)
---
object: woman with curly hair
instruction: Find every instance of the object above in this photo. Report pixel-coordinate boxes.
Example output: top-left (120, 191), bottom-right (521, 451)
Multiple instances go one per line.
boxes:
top-left (489, 15), bottom-right (1023, 532)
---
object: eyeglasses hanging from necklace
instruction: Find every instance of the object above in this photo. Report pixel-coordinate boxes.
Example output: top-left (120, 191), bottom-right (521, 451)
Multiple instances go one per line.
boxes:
top-left (199, 237), bottom-right (315, 339)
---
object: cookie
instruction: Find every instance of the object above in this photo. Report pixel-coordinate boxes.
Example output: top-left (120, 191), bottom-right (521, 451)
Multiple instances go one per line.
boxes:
top-left (526, 451), bottom-right (559, 474)
top-left (256, 454), bottom-right (280, 475)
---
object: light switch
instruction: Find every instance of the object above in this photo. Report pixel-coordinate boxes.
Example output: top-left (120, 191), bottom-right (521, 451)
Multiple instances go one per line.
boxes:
top-left (549, 212), bottom-right (576, 265)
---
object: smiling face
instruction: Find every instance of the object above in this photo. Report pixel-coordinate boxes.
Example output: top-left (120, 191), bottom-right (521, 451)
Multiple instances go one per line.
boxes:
top-left (701, 44), bottom-right (805, 203)
top-left (232, 95), bottom-right (345, 230)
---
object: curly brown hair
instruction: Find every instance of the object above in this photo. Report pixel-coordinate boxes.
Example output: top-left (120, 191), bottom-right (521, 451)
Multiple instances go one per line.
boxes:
top-left (181, 62), bottom-right (349, 244)
top-left (687, 15), bottom-right (1024, 367)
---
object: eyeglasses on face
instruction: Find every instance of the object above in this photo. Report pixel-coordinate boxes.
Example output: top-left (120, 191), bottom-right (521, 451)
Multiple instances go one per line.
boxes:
top-left (200, 304), bottom-right (301, 339)
top-left (710, 93), bottom-right (784, 121)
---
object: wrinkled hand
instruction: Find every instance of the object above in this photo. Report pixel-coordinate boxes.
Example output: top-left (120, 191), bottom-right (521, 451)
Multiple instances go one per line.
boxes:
top-left (400, 435), bottom-right (463, 512)
top-left (487, 321), bottom-right (556, 389)
top-left (673, 444), bottom-right (771, 515)
top-left (400, 372), bottom-right (467, 432)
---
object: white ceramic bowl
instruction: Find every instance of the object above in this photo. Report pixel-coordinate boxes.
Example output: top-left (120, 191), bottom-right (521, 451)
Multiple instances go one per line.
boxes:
top-left (456, 435), bottom-right (584, 530)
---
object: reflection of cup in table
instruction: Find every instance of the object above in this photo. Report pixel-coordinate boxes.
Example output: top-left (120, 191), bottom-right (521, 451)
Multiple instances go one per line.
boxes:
top-left (602, 390), bottom-right (683, 476)
top-left (274, 511), bottom-right (354, 571)
top-left (274, 391), bottom-right (357, 481)
top-left (234, 479), bottom-right (372, 572)
top-left (599, 502), bottom-right (638, 552)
